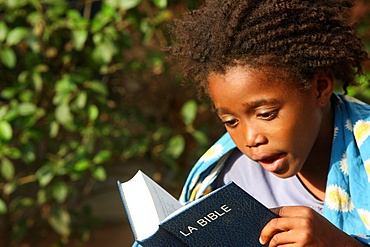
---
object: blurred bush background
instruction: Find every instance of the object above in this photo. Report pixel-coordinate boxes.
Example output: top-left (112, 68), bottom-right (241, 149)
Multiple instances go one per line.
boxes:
top-left (0, 0), bottom-right (369, 246)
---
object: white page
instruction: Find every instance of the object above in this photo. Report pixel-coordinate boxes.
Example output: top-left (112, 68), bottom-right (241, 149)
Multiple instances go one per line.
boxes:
top-left (121, 170), bottom-right (182, 240)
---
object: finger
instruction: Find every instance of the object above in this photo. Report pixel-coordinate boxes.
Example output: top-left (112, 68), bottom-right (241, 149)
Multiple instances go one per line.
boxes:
top-left (270, 206), bottom-right (315, 218)
top-left (266, 230), bottom-right (299, 247)
top-left (260, 216), bottom-right (310, 245)
top-left (268, 232), bottom-right (295, 247)
top-left (263, 229), bottom-right (306, 247)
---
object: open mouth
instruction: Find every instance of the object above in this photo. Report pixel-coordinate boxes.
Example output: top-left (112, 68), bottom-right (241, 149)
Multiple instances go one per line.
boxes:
top-left (257, 153), bottom-right (286, 173)
top-left (260, 154), bottom-right (283, 164)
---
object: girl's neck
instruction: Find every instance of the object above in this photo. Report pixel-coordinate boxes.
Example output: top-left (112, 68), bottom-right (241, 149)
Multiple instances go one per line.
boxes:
top-left (298, 100), bottom-right (334, 201)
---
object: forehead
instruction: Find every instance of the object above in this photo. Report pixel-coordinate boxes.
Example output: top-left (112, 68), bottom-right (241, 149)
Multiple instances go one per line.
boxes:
top-left (207, 65), bottom-right (309, 106)
top-left (208, 65), bottom-right (299, 90)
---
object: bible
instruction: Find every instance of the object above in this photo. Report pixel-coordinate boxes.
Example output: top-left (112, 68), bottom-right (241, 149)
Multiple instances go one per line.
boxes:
top-left (117, 170), bottom-right (278, 246)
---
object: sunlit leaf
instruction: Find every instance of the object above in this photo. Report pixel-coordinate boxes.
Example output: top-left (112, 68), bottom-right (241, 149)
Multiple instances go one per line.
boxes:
top-left (6, 27), bottom-right (28, 46)
top-left (91, 166), bottom-right (106, 181)
top-left (32, 71), bottom-right (43, 93)
top-left (92, 41), bottom-right (116, 64)
top-left (52, 182), bottom-right (68, 203)
top-left (181, 100), bottom-right (197, 126)
top-left (165, 135), bottom-right (185, 158)
top-left (152, 0), bottom-right (167, 8)
top-left (0, 198), bottom-right (7, 214)
top-left (3, 182), bottom-right (17, 196)
top-left (37, 189), bottom-right (47, 205)
top-left (88, 105), bottom-right (99, 121)
top-left (0, 21), bottom-right (8, 42)
top-left (72, 29), bottom-right (88, 51)
top-left (84, 80), bottom-right (108, 95)
top-left (0, 47), bottom-right (16, 68)
top-left (0, 121), bottom-right (13, 141)
top-left (191, 130), bottom-right (209, 146)
top-left (36, 166), bottom-right (54, 187)
top-left (18, 102), bottom-right (37, 116)
top-left (93, 150), bottom-right (112, 164)
top-left (74, 159), bottom-right (91, 172)
top-left (121, 0), bottom-right (142, 10)
top-left (49, 121), bottom-right (59, 138)
top-left (6, 147), bottom-right (21, 159)
top-left (55, 104), bottom-right (73, 125)
top-left (74, 91), bottom-right (87, 109)
top-left (49, 207), bottom-right (71, 237)
top-left (1, 158), bottom-right (15, 181)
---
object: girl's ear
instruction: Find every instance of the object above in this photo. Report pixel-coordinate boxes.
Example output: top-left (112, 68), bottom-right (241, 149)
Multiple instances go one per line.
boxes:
top-left (314, 72), bottom-right (335, 107)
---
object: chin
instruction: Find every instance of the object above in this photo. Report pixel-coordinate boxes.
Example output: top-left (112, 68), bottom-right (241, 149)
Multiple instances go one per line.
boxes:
top-left (272, 169), bottom-right (296, 179)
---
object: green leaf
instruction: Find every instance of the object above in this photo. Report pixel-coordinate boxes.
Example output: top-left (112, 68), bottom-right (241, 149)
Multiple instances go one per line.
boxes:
top-left (165, 135), bottom-right (185, 158)
top-left (6, 27), bottom-right (28, 46)
top-left (88, 105), bottom-right (99, 121)
top-left (0, 47), bottom-right (16, 68)
top-left (19, 197), bottom-right (34, 207)
top-left (6, 147), bottom-right (21, 159)
top-left (49, 121), bottom-right (59, 138)
top-left (74, 159), bottom-right (91, 172)
top-left (104, 0), bottom-right (118, 8)
top-left (191, 130), bottom-right (209, 146)
top-left (18, 102), bottom-right (37, 116)
top-left (3, 182), bottom-right (17, 196)
top-left (0, 198), bottom-right (7, 214)
top-left (84, 80), bottom-right (108, 96)
top-left (0, 21), bottom-right (8, 42)
top-left (92, 40), bottom-right (116, 64)
top-left (32, 71), bottom-right (43, 93)
top-left (72, 29), bottom-right (88, 51)
top-left (49, 207), bottom-right (71, 237)
top-left (91, 166), bottom-right (107, 181)
top-left (36, 166), bottom-right (54, 187)
top-left (92, 150), bottom-right (112, 164)
top-left (152, 0), bottom-right (167, 8)
top-left (74, 91), bottom-right (87, 109)
top-left (52, 182), bottom-right (68, 203)
top-left (1, 158), bottom-right (15, 181)
top-left (4, 0), bottom-right (28, 9)
top-left (181, 100), bottom-right (198, 126)
top-left (37, 189), bottom-right (47, 205)
top-left (55, 104), bottom-right (73, 125)
top-left (121, 0), bottom-right (142, 10)
top-left (0, 121), bottom-right (13, 141)
top-left (3, 109), bottom-right (18, 122)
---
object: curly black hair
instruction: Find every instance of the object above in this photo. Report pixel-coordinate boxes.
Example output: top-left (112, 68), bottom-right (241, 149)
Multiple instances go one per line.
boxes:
top-left (169, 0), bottom-right (368, 97)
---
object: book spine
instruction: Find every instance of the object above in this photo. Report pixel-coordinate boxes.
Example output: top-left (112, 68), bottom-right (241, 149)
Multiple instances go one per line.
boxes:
top-left (117, 180), bottom-right (139, 241)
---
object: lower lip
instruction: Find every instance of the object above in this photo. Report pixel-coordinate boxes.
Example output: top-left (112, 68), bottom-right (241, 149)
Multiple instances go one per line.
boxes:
top-left (259, 155), bottom-right (285, 173)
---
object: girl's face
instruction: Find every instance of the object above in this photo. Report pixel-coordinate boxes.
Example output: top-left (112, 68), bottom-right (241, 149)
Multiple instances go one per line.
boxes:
top-left (208, 65), bottom-right (333, 178)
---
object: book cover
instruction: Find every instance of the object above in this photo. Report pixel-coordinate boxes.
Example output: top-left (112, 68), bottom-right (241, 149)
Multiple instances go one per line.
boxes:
top-left (118, 171), bottom-right (278, 247)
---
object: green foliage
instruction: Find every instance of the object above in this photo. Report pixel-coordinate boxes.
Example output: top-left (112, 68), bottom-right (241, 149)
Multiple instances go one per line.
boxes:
top-left (0, 0), bottom-right (368, 245)
top-left (344, 5), bottom-right (370, 102)
top-left (0, 0), bottom-right (209, 245)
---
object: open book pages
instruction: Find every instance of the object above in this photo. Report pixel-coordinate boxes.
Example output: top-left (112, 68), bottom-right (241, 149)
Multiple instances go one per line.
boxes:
top-left (120, 170), bottom-right (183, 240)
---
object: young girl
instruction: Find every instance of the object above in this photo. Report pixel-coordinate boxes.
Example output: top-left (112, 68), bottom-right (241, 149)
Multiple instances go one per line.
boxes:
top-left (169, 0), bottom-right (370, 246)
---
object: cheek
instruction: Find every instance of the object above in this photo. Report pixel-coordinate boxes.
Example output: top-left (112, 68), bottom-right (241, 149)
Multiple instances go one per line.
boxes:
top-left (226, 128), bottom-right (246, 150)
top-left (286, 108), bottom-right (321, 152)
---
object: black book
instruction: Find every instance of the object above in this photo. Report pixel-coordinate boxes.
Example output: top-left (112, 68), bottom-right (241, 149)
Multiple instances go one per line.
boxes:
top-left (117, 170), bottom-right (278, 246)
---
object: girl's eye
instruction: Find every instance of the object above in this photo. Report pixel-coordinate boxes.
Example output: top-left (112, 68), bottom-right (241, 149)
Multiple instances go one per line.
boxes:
top-left (257, 110), bottom-right (278, 120)
top-left (222, 119), bottom-right (238, 128)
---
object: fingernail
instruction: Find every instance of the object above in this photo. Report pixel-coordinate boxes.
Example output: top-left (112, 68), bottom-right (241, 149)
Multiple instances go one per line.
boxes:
top-left (259, 237), bottom-right (264, 245)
